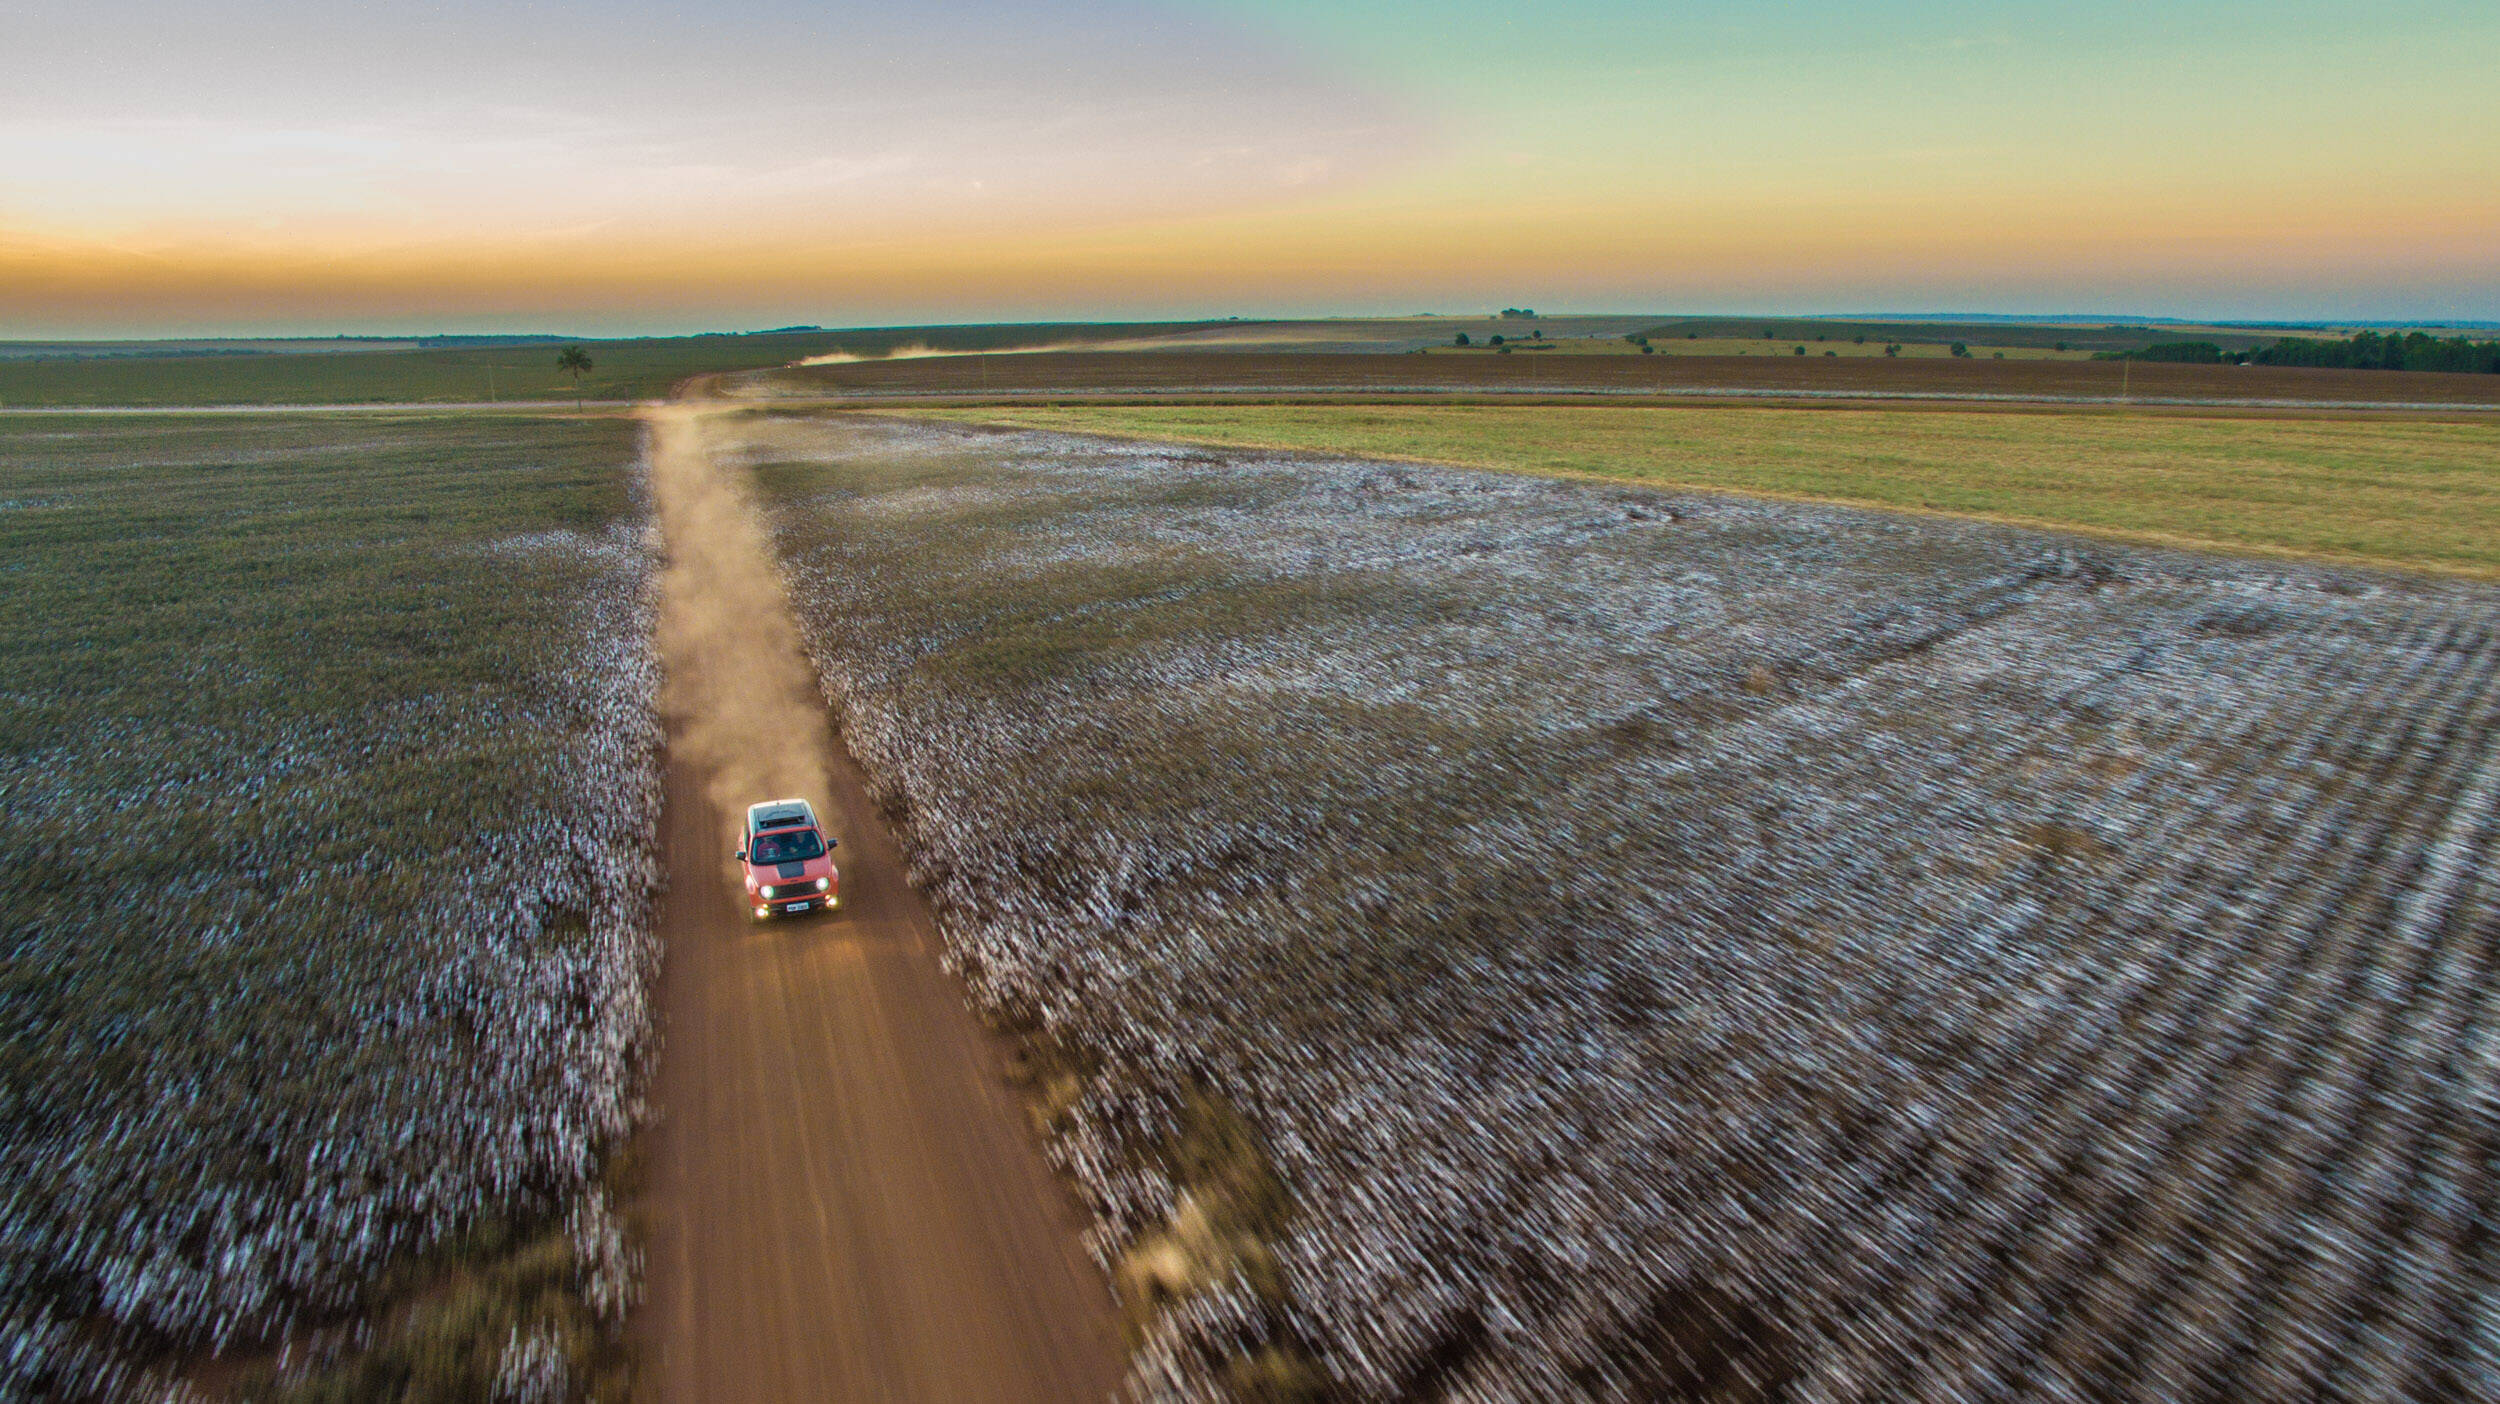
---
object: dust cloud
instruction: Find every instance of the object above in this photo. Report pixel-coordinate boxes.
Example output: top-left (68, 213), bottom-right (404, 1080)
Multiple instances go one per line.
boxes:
top-left (793, 341), bottom-right (1086, 367)
top-left (790, 331), bottom-right (1348, 367)
top-left (642, 404), bottom-right (833, 843)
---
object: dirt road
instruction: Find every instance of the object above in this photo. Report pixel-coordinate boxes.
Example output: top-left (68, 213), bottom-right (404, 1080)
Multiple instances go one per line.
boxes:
top-left (634, 405), bottom-right (1124, 1402)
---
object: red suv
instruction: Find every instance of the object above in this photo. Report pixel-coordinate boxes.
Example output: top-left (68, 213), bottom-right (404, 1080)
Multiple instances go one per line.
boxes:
top-left (736, 798), bottom-right (839, 919)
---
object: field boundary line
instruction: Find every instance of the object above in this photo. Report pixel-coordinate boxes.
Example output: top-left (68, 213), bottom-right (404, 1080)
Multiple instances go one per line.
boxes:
top-left (732, 385), bottom-right (2500, 415)
top-left (882, 409), bottom-right (2500, 583)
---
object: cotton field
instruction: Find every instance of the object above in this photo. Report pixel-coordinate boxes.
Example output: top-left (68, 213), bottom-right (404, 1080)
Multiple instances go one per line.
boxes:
top-left (0, 419), bottom-right (664, 1398)
top-left (746, 413), bottom-right (2500, 1402)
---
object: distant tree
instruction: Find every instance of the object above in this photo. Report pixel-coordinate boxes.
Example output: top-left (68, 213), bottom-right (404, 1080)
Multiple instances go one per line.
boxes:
top-left (2245, 330), bottom-right (2499, 373)
top-left (1950, 341), bottom-right (1972, 358)
top-left (1794, 345), bottom-right (1807, 356)
top-left (556, 345), bottom-right (594, 404)
top-left (1762, 327), bottom-right (1776, 339)
top-left (1825, 349), bottom-right (1838, 357)
top-left (1454, 332), bottom-right (1471, 347)
top-left (1884, 344), bottom-right (1902, 357)
top-left (1854, 334), bottom-right (1867, 345)
top-left (1993, 351), bottom-right (2006, 359)
top-left (1688, 332), bottom-right (1699, 340)
top-left (2054, 340), bottom-right (2070, 352)
top-left (1641, 345), bottom-right (1656, 354)
top-left (1489, 334), bottom-right (1505, 346)
top-left (1816, 333), bottom-right (1828, 341)
top-left (1532, 329), bottom-right (1544, 339)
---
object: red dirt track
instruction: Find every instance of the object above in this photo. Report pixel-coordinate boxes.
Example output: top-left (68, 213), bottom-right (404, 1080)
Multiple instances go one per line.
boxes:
top-left (633, 406), bottom-right (1123, 1402)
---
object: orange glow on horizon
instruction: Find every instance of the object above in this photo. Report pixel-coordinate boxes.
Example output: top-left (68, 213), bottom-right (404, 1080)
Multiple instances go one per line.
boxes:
top-left (9, 170), bottom-right (2495, 336)
top-left (7, 2), bottom-right (2495, 334)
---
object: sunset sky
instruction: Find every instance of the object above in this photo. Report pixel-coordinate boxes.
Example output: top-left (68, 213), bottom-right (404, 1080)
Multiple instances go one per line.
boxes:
top-left (5, 1), bottom-right (2495, 336)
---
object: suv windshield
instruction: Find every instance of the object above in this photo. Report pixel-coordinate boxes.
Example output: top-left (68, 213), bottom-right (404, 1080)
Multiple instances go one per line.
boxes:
top-left (751, 828), bottom-right (825, 864)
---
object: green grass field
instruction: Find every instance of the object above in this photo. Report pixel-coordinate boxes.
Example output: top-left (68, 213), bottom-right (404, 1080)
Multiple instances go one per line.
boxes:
top-left (0, 322), bottom-right (1236, 408)
top-left (0, 332), bottom-right (818, 406)
top-left (913, 404), bottom-right (2500, 576)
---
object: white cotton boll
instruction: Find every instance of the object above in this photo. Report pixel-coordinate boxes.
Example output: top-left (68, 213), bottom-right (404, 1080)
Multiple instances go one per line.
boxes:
top-left (738, 414), bottom-right (2500, 1402)
top-left (492, 1321), bottom-right (571, 1403)
top-left (5, 439), bottom-right (666, 1395)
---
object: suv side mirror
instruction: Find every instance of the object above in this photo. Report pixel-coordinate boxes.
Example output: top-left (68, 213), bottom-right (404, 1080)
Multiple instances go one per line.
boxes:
top-left (733, 850), bottom-right (746, 861)
top-left (827, 837), bottom-right (838, 848)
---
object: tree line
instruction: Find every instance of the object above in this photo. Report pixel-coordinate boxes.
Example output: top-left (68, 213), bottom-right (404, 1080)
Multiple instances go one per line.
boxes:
top-left (2103, 331), bottom-right (2500, 373)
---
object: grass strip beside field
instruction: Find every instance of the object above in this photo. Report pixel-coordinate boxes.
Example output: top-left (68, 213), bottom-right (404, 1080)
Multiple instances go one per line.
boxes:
top-left (912, 404), bottom-right (2500, 577)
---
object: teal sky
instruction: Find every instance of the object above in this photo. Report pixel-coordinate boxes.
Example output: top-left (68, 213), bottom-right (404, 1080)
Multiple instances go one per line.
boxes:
top-left (1235, 0), bottom-right (2498, 247)
top-left (4, 1), bottom-right (2493, 334)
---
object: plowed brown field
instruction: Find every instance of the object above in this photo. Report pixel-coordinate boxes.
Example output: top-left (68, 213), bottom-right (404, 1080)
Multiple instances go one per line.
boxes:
top-left (752, 351), bottom-right (2500, 407)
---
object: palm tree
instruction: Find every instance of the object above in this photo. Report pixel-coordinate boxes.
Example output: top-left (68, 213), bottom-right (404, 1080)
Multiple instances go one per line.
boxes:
top-left (556, 346), bottom-right (594, 407)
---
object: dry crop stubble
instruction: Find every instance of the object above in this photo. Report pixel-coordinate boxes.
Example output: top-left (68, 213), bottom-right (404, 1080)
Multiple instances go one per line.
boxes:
top-left (733, 412), bottom-right (2500, 1402)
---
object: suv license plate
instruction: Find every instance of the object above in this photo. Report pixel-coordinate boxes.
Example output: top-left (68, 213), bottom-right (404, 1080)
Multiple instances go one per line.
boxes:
top-left (783, 900), bottom-right (812, 913)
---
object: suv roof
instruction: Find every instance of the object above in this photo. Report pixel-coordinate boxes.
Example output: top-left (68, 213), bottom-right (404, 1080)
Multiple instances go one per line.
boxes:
top-left (745, 798), bottom-right (817, 834)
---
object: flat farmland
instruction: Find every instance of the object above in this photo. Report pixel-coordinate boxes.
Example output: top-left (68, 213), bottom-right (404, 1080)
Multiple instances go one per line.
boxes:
top-left (731, 412), bottom-right (2499, 1400)
top-left (0, 336), bottom-right (822, 407)
top-left (0, 415), bottom-right (662, 1398)
top-left (0, 323), bottom-right (1239, 409)
top-left (912, 404), bottom-right (2500, 577)
top-left (747, 349), bottom-right (2500, 407)
top-left (1444, 339), bottom-right (2091, 358)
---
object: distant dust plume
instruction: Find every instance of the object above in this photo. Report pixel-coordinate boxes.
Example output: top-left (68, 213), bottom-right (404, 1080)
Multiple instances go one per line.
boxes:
top-left (793, 341), bottom-right (1087, 367)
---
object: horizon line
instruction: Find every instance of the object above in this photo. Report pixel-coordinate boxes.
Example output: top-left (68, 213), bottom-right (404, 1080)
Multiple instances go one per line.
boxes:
top-left (10, 312), bottom-right (2500, 346)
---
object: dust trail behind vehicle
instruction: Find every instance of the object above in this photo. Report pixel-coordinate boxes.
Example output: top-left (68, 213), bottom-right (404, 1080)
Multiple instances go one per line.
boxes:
top-left (634, 403), bottom-right (1123, 1402)
top-left (646, 404), bottom-right (834, 822)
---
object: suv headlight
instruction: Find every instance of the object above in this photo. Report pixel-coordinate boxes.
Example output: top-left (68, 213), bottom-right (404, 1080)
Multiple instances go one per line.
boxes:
top-left (815, 877), bottom-right (830, 891)
top-left (760, 884), bottom-right (780, 898)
